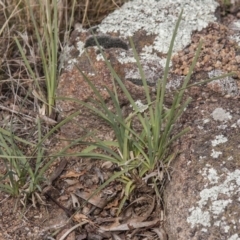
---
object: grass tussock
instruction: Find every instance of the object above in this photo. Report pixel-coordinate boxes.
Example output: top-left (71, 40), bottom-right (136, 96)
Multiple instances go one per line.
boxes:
top-left (59, 11), bottom-right (233, 214)
top-left (0, 0), bottom-right (126, 200)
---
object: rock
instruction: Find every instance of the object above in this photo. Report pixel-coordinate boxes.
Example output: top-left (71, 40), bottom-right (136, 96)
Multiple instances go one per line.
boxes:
top-left (164, 96), bottom-right (240, 240)
top-left (56, 0), bottom-right (240, 239)
top-left (56, 0), bottom-right (220, 138)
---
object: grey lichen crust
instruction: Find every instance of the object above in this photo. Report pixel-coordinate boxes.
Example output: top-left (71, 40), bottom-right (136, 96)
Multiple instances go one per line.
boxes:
top-left (208, 70), bottom-right (240, 97)
top-left (187, 166), bottom-right (240, 238)
top-left (98, 0), bottom-right (219, 54)
top-left (65, 0), bottom-right (219, 72)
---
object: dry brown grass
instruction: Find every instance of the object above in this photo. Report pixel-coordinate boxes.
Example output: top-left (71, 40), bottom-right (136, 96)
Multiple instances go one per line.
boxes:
top-left (0, 0), bottom-right (127, 136)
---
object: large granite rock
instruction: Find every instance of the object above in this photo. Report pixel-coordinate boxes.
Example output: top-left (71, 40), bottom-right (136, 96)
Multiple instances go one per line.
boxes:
top-left (57, 0), bottom-right (240, 239)
top-left (164, 87), bottom-right (240, 239)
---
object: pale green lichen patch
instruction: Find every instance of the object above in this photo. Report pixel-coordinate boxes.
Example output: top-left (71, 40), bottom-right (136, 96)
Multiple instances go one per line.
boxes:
top-left (96, 0), bottom-right (218, 72)
top-left (130, 100), bottom-right (148, 113)
top-left (166, 76), bottom-right (184, 91)
top-left (187, 165), bottom-right (240, 233)
top-left (211, 149), bottom-right (222, 159)
top-left (185, 93), bottom-right (240, 237)
top-left (201, 166), bottom-right (219, 185)
top-left (66, 57), bottom-right (77, 71)
top-left (117, 51), bottom-right (136, 64)
top-left (187, 207), bottom-right (211, 227)
top-left (211, 135), bottom-right (228, 147)
top-left (98, 0), bottom-right (218, 54)
top-left (211, 108), bottom-right (232, 122)
top-left (203, 118), bottom-right (210, 124)
top-left (208, 70), bottom-right (239, 97)
top-left (229, 234), bottom-right (240, 240)
top-left (76, 41), bottom-right (85, 57)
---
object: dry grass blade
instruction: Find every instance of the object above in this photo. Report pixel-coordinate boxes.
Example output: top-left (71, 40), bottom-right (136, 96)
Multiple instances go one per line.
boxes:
top-left (0, 0), bottom-right (22, 35)
top-left (99, 219), bottom-right (159, 232)
top-left (80, 0), bottom-right (127, 27)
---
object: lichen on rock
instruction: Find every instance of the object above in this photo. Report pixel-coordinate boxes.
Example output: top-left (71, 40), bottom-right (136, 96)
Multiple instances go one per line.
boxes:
top-left (57, 1), bottom-right (240, 239)
top-left (98, 0), bottom-right (218, 54)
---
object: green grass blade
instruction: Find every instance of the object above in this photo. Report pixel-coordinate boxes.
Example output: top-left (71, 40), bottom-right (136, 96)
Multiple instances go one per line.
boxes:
top-left (129, 37), bottom-right (154, 127)
top-left (32, 110), bottom-right (81, 155)
top-left (155, 10), bottom-right (183, 144)
top-left (180, 72), bottom-right (234, 90)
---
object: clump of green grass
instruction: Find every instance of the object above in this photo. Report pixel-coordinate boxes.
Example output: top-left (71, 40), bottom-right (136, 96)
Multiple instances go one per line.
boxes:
top-left (77, 11), bottom-right (190, 214)
top-left (0, 0), bottom-right (78, 203)
top-left (0, 121), bottom-right (47, 201)
top-left (58, 10), bottom-right (232, 214)
top-left (0, 0), bottom-right (127, 203)
top-left (15, 0), bottom-right (62, 116)
top-left (0, 111), bottom-right (80, 203)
